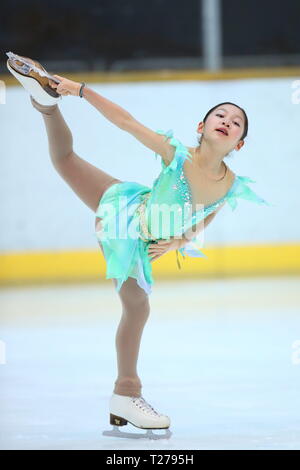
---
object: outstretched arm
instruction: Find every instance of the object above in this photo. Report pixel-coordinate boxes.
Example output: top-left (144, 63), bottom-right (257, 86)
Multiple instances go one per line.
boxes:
top-left (49, 75), bottom-right (132, 128)
top-left (83, 87), bottom-right (175, 163)
top-left (82, 87), bottom-right (132, 129)
top-left (49, 76), bottom-right (175, 164)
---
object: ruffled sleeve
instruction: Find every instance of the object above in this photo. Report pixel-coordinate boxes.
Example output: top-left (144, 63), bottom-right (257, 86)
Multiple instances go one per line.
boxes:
top-left (226, 175), bottom-right (272, 210)
top-left (154, 129), bottom-right (193, 172)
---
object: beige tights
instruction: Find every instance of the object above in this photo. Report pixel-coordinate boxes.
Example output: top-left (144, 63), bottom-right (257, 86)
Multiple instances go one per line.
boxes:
top-left (31, 95), bottom-right (150, 398)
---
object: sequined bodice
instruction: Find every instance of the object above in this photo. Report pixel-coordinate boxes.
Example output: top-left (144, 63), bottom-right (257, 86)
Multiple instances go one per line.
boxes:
top-left (174, 156), bottom-right (238, 213)
top-left (145, 148), bottom-right (239, 240)
top-left (142, 128), bottom-right (269, 256)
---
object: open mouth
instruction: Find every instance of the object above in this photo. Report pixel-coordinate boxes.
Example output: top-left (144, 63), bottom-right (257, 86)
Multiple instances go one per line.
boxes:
top-left (215, 129), bottom-right (228, 136)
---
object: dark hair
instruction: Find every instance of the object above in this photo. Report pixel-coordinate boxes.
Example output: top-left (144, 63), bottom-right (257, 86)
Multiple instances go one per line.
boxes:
top-left (197, 102), bottom-right (248, 149)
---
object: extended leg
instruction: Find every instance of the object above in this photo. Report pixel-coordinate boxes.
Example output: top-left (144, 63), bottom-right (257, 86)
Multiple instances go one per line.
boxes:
top-left (112, 276), bottom-right (150, 398)
top-left (31, 96), bottom-right (121, 212)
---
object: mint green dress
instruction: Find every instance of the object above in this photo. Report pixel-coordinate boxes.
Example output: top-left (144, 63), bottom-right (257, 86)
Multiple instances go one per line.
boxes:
top-left (95, 129), bottom-right (270, 295)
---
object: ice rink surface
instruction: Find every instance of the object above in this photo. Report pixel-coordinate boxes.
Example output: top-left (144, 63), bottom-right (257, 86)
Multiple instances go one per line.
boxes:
top-left (0, 276), bottom-right (299, 450)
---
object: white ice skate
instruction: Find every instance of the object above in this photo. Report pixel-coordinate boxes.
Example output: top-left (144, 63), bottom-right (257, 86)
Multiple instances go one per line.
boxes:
top-left (6, 51), bottom-right (62, 106)
top-left (102, 393), bottom-right (172, 440)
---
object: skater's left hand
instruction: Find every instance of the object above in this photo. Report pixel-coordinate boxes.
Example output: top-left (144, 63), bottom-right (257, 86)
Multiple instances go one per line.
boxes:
top-left (49, 75), bottom-right (81, 97)
top-left (148, 237), bottom-right (182, 262)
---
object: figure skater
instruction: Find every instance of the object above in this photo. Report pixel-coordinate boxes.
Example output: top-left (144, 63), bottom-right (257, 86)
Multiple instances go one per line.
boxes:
top-left (6, 53), bottom-right (269, 440)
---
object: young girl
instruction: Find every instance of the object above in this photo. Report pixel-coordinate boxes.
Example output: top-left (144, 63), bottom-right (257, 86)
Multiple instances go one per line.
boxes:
top-left (7, 55), bottom-right (269, 439)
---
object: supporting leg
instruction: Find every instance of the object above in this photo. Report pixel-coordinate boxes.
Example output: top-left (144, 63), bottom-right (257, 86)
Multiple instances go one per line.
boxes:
top-left (112, 277), bottom-right (150, 398)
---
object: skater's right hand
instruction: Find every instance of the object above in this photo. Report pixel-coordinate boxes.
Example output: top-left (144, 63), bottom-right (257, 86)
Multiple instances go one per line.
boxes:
top-left (49, 74), bottom-right (82, 97)
top-left (148, 237), bottom-right (183, 262)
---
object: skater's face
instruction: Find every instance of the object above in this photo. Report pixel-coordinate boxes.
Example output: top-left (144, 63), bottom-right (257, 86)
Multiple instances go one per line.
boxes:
top-left (198, 104), bottom-right (245, 151)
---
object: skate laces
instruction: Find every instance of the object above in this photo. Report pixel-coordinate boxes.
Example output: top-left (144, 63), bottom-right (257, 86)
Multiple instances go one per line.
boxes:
top-left (131, 396), bottom-right (163, 417)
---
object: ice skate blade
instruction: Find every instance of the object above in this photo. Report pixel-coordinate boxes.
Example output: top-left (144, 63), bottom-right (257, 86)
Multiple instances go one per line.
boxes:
top-left (6, 53), bottom-right (62, 106)
top-left (103, 425), bottom-right (172, 440)
top-left (109, 412), bottom-right (169, 429)
top-left (6, 52), bottom-right (61, 83)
